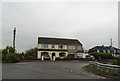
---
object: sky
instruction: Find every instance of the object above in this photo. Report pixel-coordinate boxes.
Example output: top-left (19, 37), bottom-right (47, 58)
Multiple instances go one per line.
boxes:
top-left (2, 0), bottom-right (119, 52)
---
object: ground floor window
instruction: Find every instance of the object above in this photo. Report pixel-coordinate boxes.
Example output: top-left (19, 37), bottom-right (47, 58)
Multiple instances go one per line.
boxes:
top-left (67, 54), bottom-right (75, 59)
top-left (41, 52), bottom-right (49, 57)
top-left (59, 52), bottom-right (65, 57)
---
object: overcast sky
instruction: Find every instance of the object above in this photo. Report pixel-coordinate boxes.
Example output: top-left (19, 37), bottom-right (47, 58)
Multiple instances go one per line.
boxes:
top-left (2, 0), bottom-right (118, 52)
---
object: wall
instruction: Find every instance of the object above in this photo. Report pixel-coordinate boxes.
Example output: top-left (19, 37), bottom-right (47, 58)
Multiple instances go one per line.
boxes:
top-left (38, 44), bottom-right (67, 49)
top-left (37, 51), bottom-right (68, 59)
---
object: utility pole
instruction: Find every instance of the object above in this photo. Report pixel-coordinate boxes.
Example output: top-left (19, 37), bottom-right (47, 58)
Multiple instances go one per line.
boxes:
top-left (110, 38), bottom-right (115, 57)
top-left (110, 38), bottom-right (113, 47)
top-left (13, 27), bottom-right (16, 48)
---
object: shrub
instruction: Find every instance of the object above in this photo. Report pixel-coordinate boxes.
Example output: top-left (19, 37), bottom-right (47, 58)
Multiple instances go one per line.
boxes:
top-left (25, 47), bottom-right (37, 60)
top-left (86, 54), bottom-right (91, 58)
top-left (112, 57), bottom-right (120, 66)
top-left (2, 46), bottom-right (21, 63)
top-left (89, 53), bottom-right (113, 59)
top-left (99, 53), bottom-right (113, 59)
top-left (2, 53), bottom-right (21, 63)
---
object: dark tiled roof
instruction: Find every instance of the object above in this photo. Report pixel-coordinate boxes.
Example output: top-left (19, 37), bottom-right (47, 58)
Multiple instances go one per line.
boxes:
top-left (89, 46), bottom-right (119, 50)
top-left (38, 37), bottom-right (82, 45)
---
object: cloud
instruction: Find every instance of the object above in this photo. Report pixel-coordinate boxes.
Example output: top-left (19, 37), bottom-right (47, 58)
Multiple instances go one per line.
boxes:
top-left (2, 2), bottom-right (118, 52)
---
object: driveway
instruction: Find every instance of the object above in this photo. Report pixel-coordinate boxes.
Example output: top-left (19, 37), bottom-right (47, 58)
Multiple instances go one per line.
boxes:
top-left (2, 61), bottom-right (106, 79)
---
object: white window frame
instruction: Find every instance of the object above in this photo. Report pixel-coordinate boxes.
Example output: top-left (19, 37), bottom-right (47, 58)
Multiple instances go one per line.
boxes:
top-left (107, 50), bottom-right (110, 53)
top-left (97, 50), bottom-right (100, 53)
top-left (78, 46), bottom-right (81, 50)
top-left (69, 46), bottom-right (75, 49)
top-left (117, 50), bottom-right (120, 53)
top-left (58, 45), bottom-right (64, 49)
top-left (103, 50), bottom-right (106, 53)
top-left (114, 50), bottom-right (116, 53)
top-left (42, 44), bottom-right (48, 48)
top-left (51, 44), bottom-right (55, 48)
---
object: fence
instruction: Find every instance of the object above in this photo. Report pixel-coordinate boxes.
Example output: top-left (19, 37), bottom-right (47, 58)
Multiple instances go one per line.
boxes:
top-left (89, 61), bottom-right (120, 70)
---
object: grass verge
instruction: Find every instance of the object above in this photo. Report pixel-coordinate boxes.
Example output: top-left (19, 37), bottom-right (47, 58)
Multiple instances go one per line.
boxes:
top-left (83, 64), bottom-right (120, 79)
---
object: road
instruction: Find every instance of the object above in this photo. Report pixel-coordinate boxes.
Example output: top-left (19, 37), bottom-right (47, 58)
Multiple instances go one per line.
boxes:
top-left (2, 61), bottom-right (106, 79)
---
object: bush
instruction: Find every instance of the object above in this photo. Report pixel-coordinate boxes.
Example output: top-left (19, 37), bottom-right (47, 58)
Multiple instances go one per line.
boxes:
top-left (65, 54), bottom-right (75, 60)
top-left (25, 47), bottom-right (37, 60)
top-left (2, 53), bottom-right (21, 63)
top-left (112, 57), bottom-right (120, 66)
top-left (86, 54), bottom-right (91, 58)
top-left (2, 46), bottom-right (22, 63)
top-left (89, 53), bottom-right (113, 59)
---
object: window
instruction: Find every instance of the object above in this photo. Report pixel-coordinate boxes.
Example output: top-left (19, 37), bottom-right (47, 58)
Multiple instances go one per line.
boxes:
top-left (42, 44), bottom-right (48, 48)
top-left (100, 50), bottom-right (103, 53)
top-left (69, 46), bottom-right (75, 49)
top-left (103, 50), bottom-right (106, 53)
top-left (97, 50), bottom-right (100, 53)
top-left (51, 44), bottom-right (55, 48)
top-left (108, 50), bottom-right (110, 53)
top-left (114, 50), bottom-right (116, 53)
top-left (117, 50), bottom-right (120, 53)
top-left (59, 52), bottom-right (65, 57)
top-left (58, 45), bottom-right (64, 49)
top-left (78, 46), bottom-right (81, 50)
top-left (41, 52), bottom-right (49, 57)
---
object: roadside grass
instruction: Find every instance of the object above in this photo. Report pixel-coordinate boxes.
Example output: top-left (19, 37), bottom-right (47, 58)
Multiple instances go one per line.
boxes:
top-left (83, 64), bottom-right (120, 79)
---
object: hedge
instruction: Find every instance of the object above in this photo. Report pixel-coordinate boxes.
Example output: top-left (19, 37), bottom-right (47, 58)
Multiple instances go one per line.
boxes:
top-left (89, 53), bottom-right (113, 59)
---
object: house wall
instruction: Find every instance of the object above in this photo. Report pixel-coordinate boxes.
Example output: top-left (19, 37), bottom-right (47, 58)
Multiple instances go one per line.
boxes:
top-left (37, 44), bottom-right (83, 59)
top-left (37, 51), bottom-right (68, 59)
top-left (38, 44), bottom-right (67, 49)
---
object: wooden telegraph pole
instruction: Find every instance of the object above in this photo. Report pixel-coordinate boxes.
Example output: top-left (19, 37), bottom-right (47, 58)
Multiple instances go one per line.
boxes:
top-left (110, 38), bottom-right (113, 47)
top-left (13, 27), bottom-right (16, 48)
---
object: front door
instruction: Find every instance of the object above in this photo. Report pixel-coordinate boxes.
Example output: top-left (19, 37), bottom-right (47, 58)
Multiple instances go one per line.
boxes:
top-left (52, 53), bottom-right (55, 60)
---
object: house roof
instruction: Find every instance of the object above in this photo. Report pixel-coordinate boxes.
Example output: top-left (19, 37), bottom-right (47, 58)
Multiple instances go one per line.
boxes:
top-left (38, 37), bottom-right (82, 45)
top-left (89, 45), bottom-right (119, 50)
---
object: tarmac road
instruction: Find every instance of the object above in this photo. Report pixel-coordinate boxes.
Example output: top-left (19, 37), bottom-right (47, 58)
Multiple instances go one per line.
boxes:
top-left (2, 61), bottom-right (106, 79)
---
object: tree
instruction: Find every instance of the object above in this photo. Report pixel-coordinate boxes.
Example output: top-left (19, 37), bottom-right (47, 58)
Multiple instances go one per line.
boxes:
top-left (2, 49), bottom-right (8, 55)
top-left (9, 47), bottom-right (15, 53)
top-left (25, 47), bottom-right (37, 60)
top-left (2, 46), bottom-right (15, 54)
top-left (2, 46), bottom-right (20, 63)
